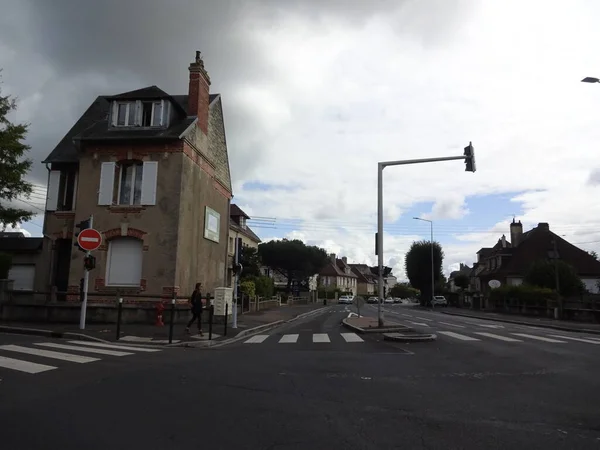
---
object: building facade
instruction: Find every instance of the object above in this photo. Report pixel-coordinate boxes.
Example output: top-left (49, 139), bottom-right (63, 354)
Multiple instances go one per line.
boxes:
top-left (40, 51), bottom-right (233, 301)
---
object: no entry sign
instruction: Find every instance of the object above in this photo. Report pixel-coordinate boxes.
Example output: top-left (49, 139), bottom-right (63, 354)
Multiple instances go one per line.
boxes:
top-left (77, 228), bottom-right (102, 252)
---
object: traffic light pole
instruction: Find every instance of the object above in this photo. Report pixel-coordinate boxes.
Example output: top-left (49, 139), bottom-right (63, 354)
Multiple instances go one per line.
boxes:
top-left (377, 151), bottom-right (474, 327)
top-left (79, 215), bottom-right (93, 330)
top-left (232, 238), bottom-right (240, 329)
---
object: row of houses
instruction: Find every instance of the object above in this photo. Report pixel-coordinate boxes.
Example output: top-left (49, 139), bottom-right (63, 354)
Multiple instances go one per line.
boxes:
top-left (448, 219), bottom-right (600, 305)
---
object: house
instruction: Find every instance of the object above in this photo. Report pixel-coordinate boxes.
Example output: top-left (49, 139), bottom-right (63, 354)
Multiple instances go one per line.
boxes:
top-left (228, 204), bottom-right (261, 286)
top-left (40, 51), bottom-right (232, 303)
top-left (0, 236), bottom-right (45, 292)
top-left (473, 220), bottom-right (600, 300)
top-left (318, 254), bottom-right (358, 295)
top-left (349, 264), bottom-right (376, 296)
top-left (448, 263), bottom-right (472, 292)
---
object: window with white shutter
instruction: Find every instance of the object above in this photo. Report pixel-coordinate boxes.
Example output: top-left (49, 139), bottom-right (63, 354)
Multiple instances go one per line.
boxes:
top-left (106, 238), bottom-right (143, 286)
top-left (8, 265), bottom-right (35, 291)
top-left (98, 162), bottom-right (116, 205)
top-left (140, 161), bottom-right (158, 205)
top-left (46, 170), bottom-right (61, 211)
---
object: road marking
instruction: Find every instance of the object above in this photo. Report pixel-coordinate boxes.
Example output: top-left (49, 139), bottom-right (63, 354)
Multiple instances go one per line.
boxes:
top-left (244, 335), bottom-right (270, 344)
top-left (341, 333), bottom-right (364, 343)
top-left (313, 333), bottom-right (330, 343)
top-left (547, 335), bottom-right (600, 344)
top-left (415, 317), bottom-right (433, 322)
top-left (477, 324), bottom-right (504, 329)
top-left (0, 355), bottom-right (57, 374)
top-left (474, 332), bottom-right (522, 342)
top-left (408, 321), bottom-right (429, 327)
top-left (66, 341), bottom-right (161, 352)
top-left (438, 322), bottom-right (465, 328)
top-left (511, 334), bottom-right (567, 343)
top-left (35, 342), bottom-right (134, 356)
top-left (0, 345), bottom-right (99, 363)
top-left (438, 331), bottom-right (480, 341)
top-left (278, 334), bottom-right (299, 344)
top-left (401, 314), bottom-right (413, 318)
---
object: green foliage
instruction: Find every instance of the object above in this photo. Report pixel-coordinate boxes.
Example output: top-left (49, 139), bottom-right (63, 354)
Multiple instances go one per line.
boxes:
top-left (239, 246), bottom-right (261, 278)
top-left (404, 240), bottom-right (444, 302)
top-left (524, 259), bottom-right (586, 296)
top-left (258, 239), bottom-right (329, 291)
top-left (389, 282), bottom-right (419, 298)
top-left (453, 274), bottom-right (470, 290)
top-left (240, 280), bottom-right (256, 298)
top-left (245, 275), bottom-right (274, 298)
top-left (0, 251), bottom-right (12, 279)
top-left (0, 77), bottom-right (34, 227)
top-left (588, 250), bottom-right (598, 261)
top-left (489, 285), bottom-right (558, 307)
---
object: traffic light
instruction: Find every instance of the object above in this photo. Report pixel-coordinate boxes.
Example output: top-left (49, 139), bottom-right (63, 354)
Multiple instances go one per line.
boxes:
top-left (83, 255), bottom-right (96, 271)
top-left (375, 232), bottom-right (378, 255)
top-left (370, 266), bottom-right (392, 277)
top-left (464, 141), bottom-right (476, 173)
top-left (232, 263), bottom-right (243, 276)
top-left (73, 218), bottom-right (91, 252)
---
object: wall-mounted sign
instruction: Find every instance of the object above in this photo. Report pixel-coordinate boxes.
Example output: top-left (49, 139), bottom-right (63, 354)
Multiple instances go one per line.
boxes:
top-left (488, 279), bottom-right (501, 289)
top-left (204, 206), bottom-right (221, 243)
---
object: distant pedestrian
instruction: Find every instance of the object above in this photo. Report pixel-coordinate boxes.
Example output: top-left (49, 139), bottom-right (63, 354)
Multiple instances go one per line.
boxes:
top-left (186, 282), bottom-right (204, 336)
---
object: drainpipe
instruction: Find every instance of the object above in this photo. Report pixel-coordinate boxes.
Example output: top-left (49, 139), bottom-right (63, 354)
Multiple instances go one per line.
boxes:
top-left (44, 163), bottom-right (55, 301)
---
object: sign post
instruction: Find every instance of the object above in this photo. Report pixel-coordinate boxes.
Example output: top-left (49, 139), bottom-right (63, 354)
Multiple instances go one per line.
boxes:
top-left (77, 217), bottom-right (101, 330)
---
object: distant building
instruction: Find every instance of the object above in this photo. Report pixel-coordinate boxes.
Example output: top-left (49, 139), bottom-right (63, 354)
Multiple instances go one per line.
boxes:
top-left (318, 254), bottom-right (358, 296)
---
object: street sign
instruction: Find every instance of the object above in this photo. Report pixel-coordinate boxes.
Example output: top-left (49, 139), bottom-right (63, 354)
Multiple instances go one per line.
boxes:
top-left (77, 228), bottom-right (102, 252)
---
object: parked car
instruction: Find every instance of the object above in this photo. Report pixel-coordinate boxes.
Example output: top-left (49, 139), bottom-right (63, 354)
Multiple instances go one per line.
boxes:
top-left (338, 295), bottom-right (354, 304)
top-left (432, 295), bottom-right (448, 306)
top-left (367, 296), bottom-right (378, 304)
top-left (384, 297), bottom-right (394, 304)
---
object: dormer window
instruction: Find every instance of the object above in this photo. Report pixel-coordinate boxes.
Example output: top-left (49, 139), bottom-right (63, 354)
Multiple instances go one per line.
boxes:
top-left (112, 100), bottom-right (170, 128)
top-left (239, 217), bottom-right (247, 229)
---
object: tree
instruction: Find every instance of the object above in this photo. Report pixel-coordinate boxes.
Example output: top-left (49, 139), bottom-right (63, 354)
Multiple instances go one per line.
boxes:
top-left (453, 273), bottom-right (470, 290)
top-left (0, 77), bottom-right (34, 228)
top-left (524, 259), bottom-right (585, 297)
top-left (404, 240), bottom-right (444, 305)
top-left (239, 246), bottom-right (261, 279)
top-left (588, 250), bottom-right (599, 261)
top-left (389, 282), bottom-right (419, 299)
top-left (258, 239), bottom-right (329, 292)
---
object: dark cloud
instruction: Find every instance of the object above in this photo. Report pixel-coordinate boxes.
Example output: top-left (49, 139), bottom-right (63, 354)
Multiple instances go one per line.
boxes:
top-left (1, 0), bottom-right (468, 186)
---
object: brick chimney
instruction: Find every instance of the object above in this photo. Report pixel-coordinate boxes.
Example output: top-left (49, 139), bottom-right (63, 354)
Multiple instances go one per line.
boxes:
top-left (510, 218), bottom-right (523, 248)
top-left (537, 222), bottom-right (550, 231)
top-left (342, 256), bottom-right (347, 265)
top-left (329, 253), bottom-right (336, 264)
top-left (188, 50), bottom-right (211, 135)
top-left (501, 234), bottom-right (507, 248)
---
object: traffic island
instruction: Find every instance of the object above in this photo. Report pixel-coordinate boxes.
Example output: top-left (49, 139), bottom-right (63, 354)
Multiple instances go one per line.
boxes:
top-left (383, 332), bottom-right (437, 343)
top-left (342, 316), bottom-right (414, 334)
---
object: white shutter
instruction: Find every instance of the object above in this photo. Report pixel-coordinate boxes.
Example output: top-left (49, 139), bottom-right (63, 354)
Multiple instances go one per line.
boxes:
top-left (46, 170), bottom-right (61, 211)
top-left (98, 162), bottom-right (116, 205)
top-left (111, 101), bottom-right (117, 126)
top-left (106, 238), bottom-right (143, 286)
top-left (8, 265), bottom-right (35, 291)
top-left (140, 161), bottom-right (158, 205)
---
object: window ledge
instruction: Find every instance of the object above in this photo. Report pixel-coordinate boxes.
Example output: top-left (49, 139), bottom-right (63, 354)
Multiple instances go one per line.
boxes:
top-left (108, 205), bottom-right (147, 214)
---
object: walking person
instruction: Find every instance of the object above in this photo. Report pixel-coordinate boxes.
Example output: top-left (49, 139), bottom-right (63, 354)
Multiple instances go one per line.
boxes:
top-left (186, 282), bottom-right (204, 336)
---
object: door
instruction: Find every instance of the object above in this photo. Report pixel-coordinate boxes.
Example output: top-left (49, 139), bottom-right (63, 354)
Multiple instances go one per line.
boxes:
top-left (53, 239), bottom-right (71, 302)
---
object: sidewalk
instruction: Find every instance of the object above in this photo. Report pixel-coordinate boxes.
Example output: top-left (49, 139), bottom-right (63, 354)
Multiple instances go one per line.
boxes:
top-left (0, 303), bottom-right (328, 346)
top-left (441, 307), bottom-right (600, 335)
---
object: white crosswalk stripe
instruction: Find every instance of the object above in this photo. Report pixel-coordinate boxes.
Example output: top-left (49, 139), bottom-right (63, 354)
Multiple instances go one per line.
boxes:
top-left (341, 333), bottom-right (364, 343)
top-left (474, 332), bottom-right (522, 342)
top-left (242, 332), bottom-right (364, 345)
top-left (511, 334), bottom-right (567, 343)
top-left (244, 335), bottom-right (270, 344)
top-left (438, 331), bottom-right (480, 341)
top-left (0, 340), bottom-right (162, 378)
top-left (547, 335), bottom-right (600, 344)
top-left (278, 334), bottom-right (299, 344)
top-left (313, 333), bottom-right (330, 343)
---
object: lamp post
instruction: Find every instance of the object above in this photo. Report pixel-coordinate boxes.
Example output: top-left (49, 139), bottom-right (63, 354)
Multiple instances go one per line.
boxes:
top-left (414, 217), bottom-right (435, 307)
top-left (376, 144), bottom-right (476, 327)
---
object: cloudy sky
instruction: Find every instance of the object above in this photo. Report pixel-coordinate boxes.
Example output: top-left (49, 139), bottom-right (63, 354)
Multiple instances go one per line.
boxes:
top-left (3, 0), bottom-right (600, 280)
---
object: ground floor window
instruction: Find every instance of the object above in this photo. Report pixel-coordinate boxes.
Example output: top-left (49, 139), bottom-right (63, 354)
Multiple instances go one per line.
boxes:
top-left (106, 238), bottom-right (143, 287)
top-left (9, 264), bottom-right (35, 291)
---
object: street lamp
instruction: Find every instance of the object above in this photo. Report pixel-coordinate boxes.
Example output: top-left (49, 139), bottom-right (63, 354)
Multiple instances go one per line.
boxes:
top-left (375, 144), bottom-right (476, 327)
top-left (581, 77), bottom-right (600, 83)
top-left (414, 217), bottom-right (435, 307)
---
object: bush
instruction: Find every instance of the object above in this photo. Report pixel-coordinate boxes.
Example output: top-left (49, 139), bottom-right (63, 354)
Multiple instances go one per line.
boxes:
top-left (253, 275), bottom-right (274, 298)
top-left (489, 284), bottom-right (558, 308)
top-left (240, 280), bottom-right (256, 298)
top-left (0, 252), bottom-right (12, 279)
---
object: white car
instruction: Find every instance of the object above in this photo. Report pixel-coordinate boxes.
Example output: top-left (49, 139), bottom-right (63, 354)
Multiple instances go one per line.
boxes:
top-left (432, 296), bottom-right (448, 306)
top-left (338, 295), bottom-right (354, 304)
top-left (384, 297), bottom-right (394, 304)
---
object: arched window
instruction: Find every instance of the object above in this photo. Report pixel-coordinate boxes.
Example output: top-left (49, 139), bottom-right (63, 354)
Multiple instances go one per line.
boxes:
top-left (106, 237), bottom-right (143, 287)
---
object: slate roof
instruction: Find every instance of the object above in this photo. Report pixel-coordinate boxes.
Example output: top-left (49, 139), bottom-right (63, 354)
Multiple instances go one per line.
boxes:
top-left (43, 86), bottom-right (219, 164)
top-left (349, 264), bottom-right (376, 283)
top-left (230, 221), bottom-right (261, 244)
top-left (0, 237), bottom-right (43, 252)
top-left (230, 204), bottom-right (250, 219)
top-left (320, 258), bottom-right (358, 278)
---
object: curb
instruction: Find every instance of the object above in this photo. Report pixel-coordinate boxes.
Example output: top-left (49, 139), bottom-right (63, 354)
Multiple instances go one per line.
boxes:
top-left (441, 311), bottom-right (600, 336)
top-left (341, 318), bottom-right (413, 334)
top-left (171, 305), bottom-right (331, 348)
top-left (383, 332), bottom-right (437, 342)
top-left (0, 325), bottom-right (110, 343)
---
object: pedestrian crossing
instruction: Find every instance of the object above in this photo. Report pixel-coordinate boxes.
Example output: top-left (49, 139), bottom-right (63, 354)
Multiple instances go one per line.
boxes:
top-left (0, 340), bottom-right (161, 376)
top-left (243, 332), bottom-right (364, 345)
top-left (436, 330), bottom-right (600, 345)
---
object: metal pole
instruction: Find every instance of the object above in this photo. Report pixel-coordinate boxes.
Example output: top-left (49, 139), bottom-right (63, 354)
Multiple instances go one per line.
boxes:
top-left (431, 221), bottom-right (435, 307)
top-left (168, 294), bottom-right (176, 344)
top-left (116, 296), bottom-right (123, 341)
top-left (224, 303), bottom-right (228, 336)
top-left (553, 239), bottom-right (562, 318)
top-left (377, 163), bottom-right (384, 327)
top-left (232, 241), bottom-right (239, 329)
top-left (79, 215), bottom-right (93, 330)
top-left (208, 304), bottom-right (214, 340)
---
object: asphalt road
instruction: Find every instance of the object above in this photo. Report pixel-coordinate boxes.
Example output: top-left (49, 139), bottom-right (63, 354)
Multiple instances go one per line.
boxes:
top-left (0, 304), bottom-right (599, 449)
